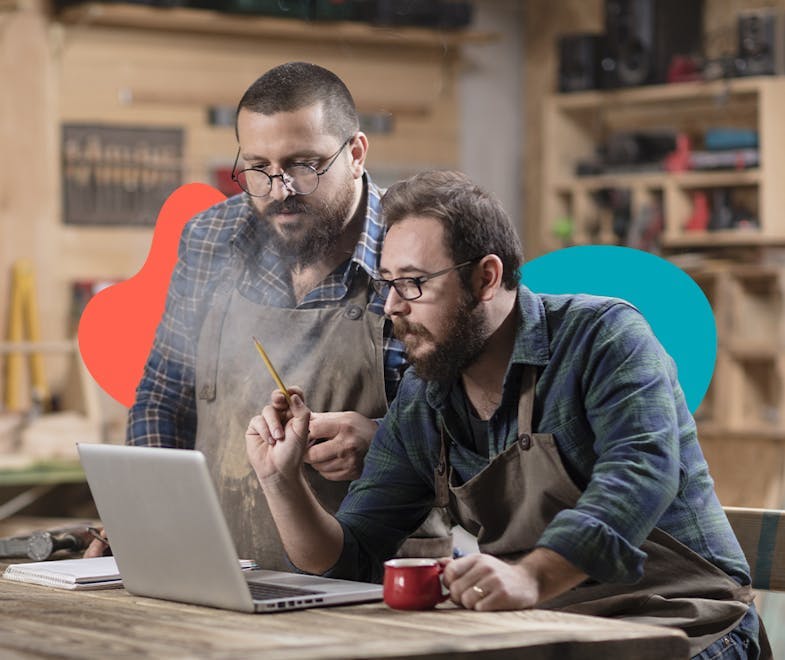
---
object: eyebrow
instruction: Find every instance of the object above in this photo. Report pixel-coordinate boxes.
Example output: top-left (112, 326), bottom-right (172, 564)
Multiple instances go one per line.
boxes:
top-left (241, 149), bottom-right (325, 164)
top-left (378, 265), bottom-right (426, 277)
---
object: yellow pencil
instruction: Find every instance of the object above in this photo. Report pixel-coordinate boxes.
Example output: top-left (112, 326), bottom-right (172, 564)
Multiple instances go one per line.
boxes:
top-left (252, 336), bottom-right (292, 406)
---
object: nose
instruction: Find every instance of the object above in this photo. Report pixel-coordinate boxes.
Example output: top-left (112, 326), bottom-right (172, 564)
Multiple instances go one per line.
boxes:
top-left (383, 286), bottom-right (409, 317)
top-left (268, 174), bottom-right (294, 202)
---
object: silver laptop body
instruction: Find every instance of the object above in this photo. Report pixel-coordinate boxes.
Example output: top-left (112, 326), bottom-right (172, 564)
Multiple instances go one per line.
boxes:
top-left (77, 443), bottom-right (382, 613)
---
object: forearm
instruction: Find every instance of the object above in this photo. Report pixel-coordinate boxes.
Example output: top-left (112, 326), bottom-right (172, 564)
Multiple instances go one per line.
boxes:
top-left (519, 547), bottom-right (588, 604)
top-left (261, 470), bottom-right (344, 574)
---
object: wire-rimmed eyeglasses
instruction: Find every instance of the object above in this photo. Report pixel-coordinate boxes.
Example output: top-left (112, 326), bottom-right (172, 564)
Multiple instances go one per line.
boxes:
top-left (371, 258), bottom-right (481, 301)
top-left (231, 136), bottom-right (353, 198)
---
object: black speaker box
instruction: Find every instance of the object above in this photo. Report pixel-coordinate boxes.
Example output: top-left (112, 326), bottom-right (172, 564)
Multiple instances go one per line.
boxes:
top-left (558, 34), bottom-right (603, 93)
top-left (735, 10), bottom-right (785, 77)
top-left (601, 0), bottom-right (704, 88)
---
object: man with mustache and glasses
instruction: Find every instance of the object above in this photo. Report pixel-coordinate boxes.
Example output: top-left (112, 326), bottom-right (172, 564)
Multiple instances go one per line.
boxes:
top-left (247, 170), bottom-right (766, 659)
top-left (86, 62), bottom-right (451, 567)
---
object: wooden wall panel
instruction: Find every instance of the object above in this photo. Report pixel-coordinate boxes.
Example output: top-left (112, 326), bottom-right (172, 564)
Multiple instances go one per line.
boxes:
top-left (1, 6), bottom-right (462, 411)
top-left (0, 7), bottom-right (65, 402)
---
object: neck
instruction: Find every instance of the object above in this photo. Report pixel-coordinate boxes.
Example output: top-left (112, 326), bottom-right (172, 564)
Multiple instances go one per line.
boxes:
top-left (460, 290), bottom-right (518, 419)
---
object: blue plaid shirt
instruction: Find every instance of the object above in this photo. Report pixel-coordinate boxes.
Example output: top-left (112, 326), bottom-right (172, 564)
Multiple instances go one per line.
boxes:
top-left (331, 286), bottom-right (751, 587)
top-left (128, 174), bottom-right (406, 448)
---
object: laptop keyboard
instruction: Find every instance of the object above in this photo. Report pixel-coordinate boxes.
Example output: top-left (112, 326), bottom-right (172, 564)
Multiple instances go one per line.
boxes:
top-left (248, 581), bottom-right (326, 601)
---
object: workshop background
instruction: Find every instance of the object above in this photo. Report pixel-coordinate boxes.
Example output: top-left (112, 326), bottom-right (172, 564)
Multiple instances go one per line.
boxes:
top-left (1, 0), bottom-right (784, 650)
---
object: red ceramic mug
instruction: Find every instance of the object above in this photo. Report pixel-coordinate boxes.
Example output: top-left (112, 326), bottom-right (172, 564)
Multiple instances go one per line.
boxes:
top-left (383, 558), bottom-right (449, 610)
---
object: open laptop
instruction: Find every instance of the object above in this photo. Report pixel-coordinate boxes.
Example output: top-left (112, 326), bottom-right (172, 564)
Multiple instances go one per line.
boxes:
top-left (77, 443), bottom-right (382, 613)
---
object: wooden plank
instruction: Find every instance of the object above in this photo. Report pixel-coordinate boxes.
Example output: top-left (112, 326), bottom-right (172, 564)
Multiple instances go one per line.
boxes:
top-left (700, 433), bottom-right (785, 508)
top-left (57, 2), bottom-right (496, 48)
top-left (0, 577), bottom-right (689, 659)
top-left (0, 463), bottom-right (84, 487)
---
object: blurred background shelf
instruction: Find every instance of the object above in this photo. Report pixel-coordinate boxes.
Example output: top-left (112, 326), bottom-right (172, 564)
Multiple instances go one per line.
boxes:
top-left (57, 2), bottom-right (496, 46)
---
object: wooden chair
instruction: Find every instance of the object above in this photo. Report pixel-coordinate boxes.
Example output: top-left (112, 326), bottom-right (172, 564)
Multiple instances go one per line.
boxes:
top-left (724, 506), bottom-right (785, 592)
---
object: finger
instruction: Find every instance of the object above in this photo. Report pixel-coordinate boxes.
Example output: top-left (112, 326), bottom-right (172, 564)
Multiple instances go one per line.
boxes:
top-left (304, 437), bottom-right (341, 464)
top-left (442, 555), bottom-right (476, 587)
top-left (289, 393), bottom-right (311, 442)
top-left (452, 571), bottom-right (488, 609)
top-left (83, 537), bottom-right (108, 559)
top-left (307, 412), bottom-right (342, 442)
top-left (270, 388), bottom-right (290, 411)
top-left (257, 404), bottom-right (285, 441)
top-left (465, 582), bottom-right (494, 610)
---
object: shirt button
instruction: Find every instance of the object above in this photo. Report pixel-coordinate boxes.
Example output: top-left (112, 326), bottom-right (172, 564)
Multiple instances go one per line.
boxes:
top-left (345, 305), bottom-right (362, 320)
top-left (517, 433), bottom-right (532, 450)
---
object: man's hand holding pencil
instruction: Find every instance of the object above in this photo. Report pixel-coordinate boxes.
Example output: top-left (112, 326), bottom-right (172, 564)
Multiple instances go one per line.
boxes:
top-left (247, 336), bottom-right (378, 482)
top-left (246, 385), bottom-right (312, 483)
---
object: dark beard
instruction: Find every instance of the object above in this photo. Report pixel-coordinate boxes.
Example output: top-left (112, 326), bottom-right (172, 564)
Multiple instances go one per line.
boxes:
top-left (259, 181), bottom-right (355, 267)
top-left (394, 290), bottom-right (487, 383)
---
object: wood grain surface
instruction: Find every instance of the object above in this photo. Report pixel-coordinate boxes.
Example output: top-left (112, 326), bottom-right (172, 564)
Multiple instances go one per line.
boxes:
top-left (0, 573), bottom-right (689, 659)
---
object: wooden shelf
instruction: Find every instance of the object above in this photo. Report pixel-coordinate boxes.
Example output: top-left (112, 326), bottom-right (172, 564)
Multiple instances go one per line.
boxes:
top-left (673, 170), bottom-right (761, 189)
top-left (550, 77), bottom-right (768, 112)
top-left (0, 462), bottom-right (84, 487)
top-left (57, 2), bottom-right (496, 47)
top-left (555, 169), bottom-right (761, 194)
top-left (727, 342), bottom-right (782, 360)
top-left (542, 75), bottom-right (785, 252)
top-left (698, 423), bottom-right (785, 440)
top-left (662, 231), bottom-right (785, 248)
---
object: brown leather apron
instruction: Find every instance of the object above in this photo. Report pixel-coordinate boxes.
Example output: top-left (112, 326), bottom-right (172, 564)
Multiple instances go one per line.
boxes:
top-left (195, 261), bottom-right (452, 570)
top-left (195, 264), bottom-right (388, 570)
top-left (434, 365), bottom-right (753, 657)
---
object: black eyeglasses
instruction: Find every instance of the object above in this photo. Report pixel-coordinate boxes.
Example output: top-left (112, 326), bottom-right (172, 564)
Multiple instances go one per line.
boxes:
top-left (371, 258), bottom-right (481, 301)
top-left (231, 136), bottom-right (353, 198)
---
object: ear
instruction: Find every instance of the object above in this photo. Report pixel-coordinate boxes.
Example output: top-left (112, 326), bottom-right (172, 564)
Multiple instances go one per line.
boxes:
top-left (348, 132), bottom-right (369, 179)
top-left (475, 255), bottom-right (504, 302)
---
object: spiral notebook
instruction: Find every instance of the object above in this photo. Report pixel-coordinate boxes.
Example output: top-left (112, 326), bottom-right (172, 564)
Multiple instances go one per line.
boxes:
top-left (3, 556), bottom-right (123, 590)
top-left (3, 555), bottom-right (257, 591)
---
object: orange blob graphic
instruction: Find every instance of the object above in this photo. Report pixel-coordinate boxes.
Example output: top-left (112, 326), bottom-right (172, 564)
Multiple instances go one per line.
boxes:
top-left (78, 183), bottom-right (227, 407)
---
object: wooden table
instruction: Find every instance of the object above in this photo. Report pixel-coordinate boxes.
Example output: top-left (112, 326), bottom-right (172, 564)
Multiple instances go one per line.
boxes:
top-left (0, 574), bottom-right (689, 659)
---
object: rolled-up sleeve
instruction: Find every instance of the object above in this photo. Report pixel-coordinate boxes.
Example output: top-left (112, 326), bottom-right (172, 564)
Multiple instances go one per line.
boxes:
top-left (127, 219), bottom-right (217, 449)
top-left (537, 302), bottom-right (682, 583)
top-left (328, 375), bottom-right (437, 582)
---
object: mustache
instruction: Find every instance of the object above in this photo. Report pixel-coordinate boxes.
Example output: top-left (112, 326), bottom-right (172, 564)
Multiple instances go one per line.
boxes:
top-left (392, 319), bottom-right (432, 341)
top-left (264, 198), bottom-right (310, 216)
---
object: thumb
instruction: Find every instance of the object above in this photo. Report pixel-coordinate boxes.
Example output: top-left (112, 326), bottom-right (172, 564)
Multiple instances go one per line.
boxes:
top-left (307, 412), bottom-right (341, 442)
top-left (289, 394), bottom-right (311, 441)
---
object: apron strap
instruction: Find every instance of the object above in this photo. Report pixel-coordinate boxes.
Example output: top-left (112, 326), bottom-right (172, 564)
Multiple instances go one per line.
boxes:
top-left (434, 424), bottom-right (450, 508)
top-left (516, 364), bottom-right (537, 442)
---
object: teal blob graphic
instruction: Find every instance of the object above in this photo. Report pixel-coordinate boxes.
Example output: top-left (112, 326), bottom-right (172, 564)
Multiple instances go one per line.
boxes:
top-left (521, 246), bottom-right (716, 413)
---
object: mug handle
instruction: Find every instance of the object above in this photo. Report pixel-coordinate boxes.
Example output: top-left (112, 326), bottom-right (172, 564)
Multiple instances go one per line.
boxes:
top-left (436, 562), bottom-right (450, 603)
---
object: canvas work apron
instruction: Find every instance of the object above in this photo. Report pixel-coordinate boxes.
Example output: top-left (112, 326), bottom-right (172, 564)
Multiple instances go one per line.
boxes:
top-left (195, 261), bottom-right (451, 570)
top-left (434, 364), bottom-right (753, 657)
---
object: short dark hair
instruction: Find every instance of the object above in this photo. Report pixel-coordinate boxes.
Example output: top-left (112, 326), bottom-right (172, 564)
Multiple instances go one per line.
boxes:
top-left (236, 62), bottom-right (359, 140)
top-left (381, 170), bottom-right (523, 291)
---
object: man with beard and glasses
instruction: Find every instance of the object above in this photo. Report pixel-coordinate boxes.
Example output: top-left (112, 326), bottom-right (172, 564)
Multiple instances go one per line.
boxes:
top-left (85, 62), bottom-right (452, 567)
top-left (246, 170), bottom-right (766, 659)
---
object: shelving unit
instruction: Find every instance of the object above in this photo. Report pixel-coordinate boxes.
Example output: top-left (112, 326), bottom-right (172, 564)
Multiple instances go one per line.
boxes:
top-left (542, 77), bottom-right (785, 252)
top-left (540, 75), bottom-right (785, 509)
top-left (57, 2), bottom-right (496, 47)
top-left (684, 261), bottom-right (785, 508)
